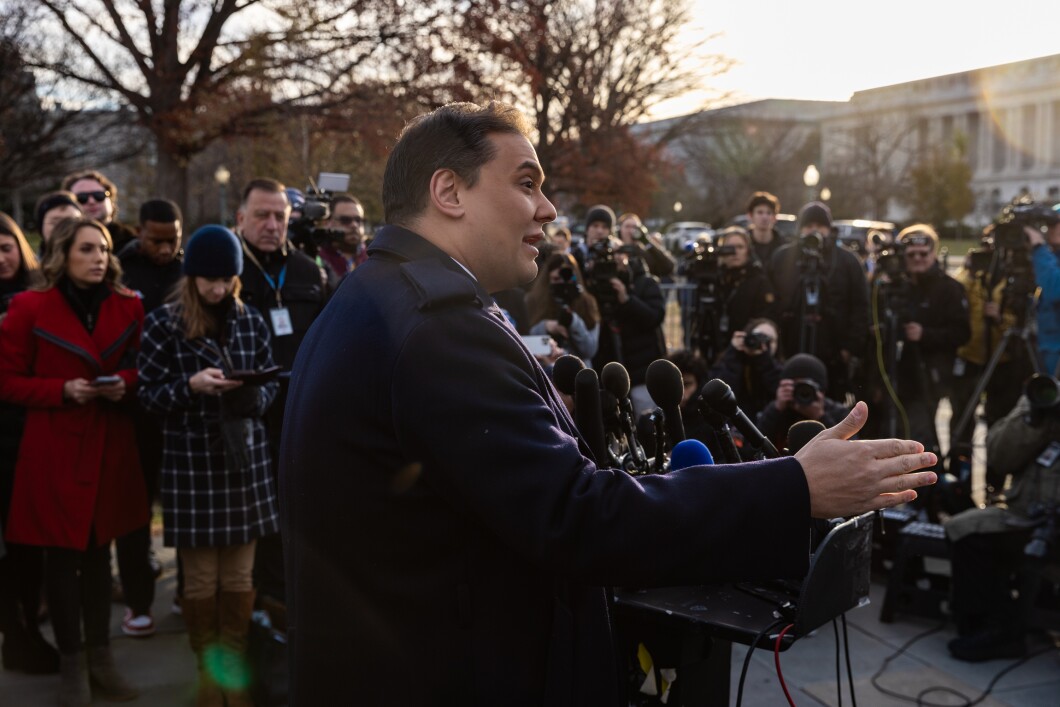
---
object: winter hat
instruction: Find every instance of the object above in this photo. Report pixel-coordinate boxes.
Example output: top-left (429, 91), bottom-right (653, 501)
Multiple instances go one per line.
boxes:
top-left (798, 201), bottom-right (833, 231)
top-left (782, 353), bottom-right (828, 390)
top-left (585, 204), bottom-right (616, 231)
top-left (35, 192), bottom-right (80, 230)
top-left (182, 225), bottom-right (244, 278)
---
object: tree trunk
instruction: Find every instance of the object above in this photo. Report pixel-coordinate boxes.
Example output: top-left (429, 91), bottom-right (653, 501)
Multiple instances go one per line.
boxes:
top-left (155, 145), bottom-right (189, 218)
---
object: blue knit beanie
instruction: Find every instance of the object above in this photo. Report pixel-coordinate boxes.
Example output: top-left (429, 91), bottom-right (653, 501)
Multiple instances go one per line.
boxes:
top-left (182, 225), bottom-right (243, 278)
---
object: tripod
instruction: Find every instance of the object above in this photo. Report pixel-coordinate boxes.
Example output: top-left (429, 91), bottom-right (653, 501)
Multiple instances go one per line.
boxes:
top-left (950, 288), bottom-right (1043, 447)
top-left (797, 259), bottom-right (821, 356)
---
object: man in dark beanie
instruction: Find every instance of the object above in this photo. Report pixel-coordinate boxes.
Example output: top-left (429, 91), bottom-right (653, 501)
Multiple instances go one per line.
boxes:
top-left (584, 204), bottom-right (615, 248)
top-left (756, 353), bottom-right (851, 450)
top-left (771, 201), bottom-right (869, 401)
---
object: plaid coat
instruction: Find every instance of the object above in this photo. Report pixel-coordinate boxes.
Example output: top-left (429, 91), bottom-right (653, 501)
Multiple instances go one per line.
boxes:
top-left (138, 301), bottom-right (280, 548)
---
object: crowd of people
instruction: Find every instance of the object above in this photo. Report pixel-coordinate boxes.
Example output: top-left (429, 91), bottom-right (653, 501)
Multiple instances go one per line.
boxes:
top-left (0, 131), bottom-right (1057, 706)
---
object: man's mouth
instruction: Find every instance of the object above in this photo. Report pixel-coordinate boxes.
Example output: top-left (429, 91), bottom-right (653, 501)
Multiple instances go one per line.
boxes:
top-left (523, 234), bottom-right (543, 247)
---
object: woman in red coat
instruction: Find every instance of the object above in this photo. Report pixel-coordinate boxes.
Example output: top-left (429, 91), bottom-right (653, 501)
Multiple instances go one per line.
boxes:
top-left (0, 217), bottom-right (145, 706)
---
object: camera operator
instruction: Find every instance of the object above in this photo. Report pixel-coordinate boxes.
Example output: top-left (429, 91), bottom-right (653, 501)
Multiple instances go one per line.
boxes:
top-left (525, 252), bottom-right (600, 365)
top-left (885, 225), bottom-right (970, 462)
top-left (1025, 213), bottom-right (1060, 375)
top-left (708, 318), bottom-right (784, 420)
top-left (757, 353), bottom-right (851, 451)
top-left (772, 201), bottom-right (868, 400)
top-left (617, 213), bottom-right (676, 280)
top-left (945, 376), bottom-right (1060, 662)
top-left (949, 226), bottom-right (1029, 452)
top-left (746, 191), bottom-right (788, 278)
top-left (584, 213), bottom-right (666, 414)
top-left (716, 226), bottom-right (776, 346)
top-left (317, 194), bottom-right (368, 281)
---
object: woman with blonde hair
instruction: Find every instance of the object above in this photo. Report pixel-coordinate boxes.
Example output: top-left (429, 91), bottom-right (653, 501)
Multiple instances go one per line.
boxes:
top-left (0, 217), bottom-right (145, 705)
top-left (138, 225), bottom-right (279, 707)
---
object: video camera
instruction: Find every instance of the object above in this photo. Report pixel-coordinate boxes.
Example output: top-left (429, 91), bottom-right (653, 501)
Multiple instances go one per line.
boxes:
top-left (1025, 373), bottom-right (1060, 425)
top-left (549, 266), bottom-right (582, 307)
top-left (288, 172), bottom-right (351, 256)
top-left (994, 196), bottom-right (1060, 250)
top-left (683, 237), bottom-right (734, 284)
top-left (586, 238), bottom-right (638, 311)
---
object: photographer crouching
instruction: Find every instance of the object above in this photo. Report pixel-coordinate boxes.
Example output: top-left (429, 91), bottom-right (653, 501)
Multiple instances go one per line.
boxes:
top-left (583, 205), bottom-right (667, 415)
top-left (946, 375), bottom-right (1060, 662)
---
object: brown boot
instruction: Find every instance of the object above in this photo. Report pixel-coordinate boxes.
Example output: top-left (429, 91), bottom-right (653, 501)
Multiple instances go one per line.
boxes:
top-left (86, 645), bottom-right (138, 701)
top-left (57, 651), bottom-right (91, 707)
top-left (217, 590), bottom-right (256, 707)
top-left (182, 595), bottom-right (223, 707)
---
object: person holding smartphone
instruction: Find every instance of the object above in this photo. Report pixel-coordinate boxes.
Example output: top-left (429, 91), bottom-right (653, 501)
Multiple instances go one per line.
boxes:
top-left (0, 217), bottom-right (144, 705)
top-left (137, 225), bottom-right (279, 707)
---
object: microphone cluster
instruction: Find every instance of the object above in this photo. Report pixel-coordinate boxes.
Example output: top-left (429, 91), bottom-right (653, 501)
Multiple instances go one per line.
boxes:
top-left (552, 355), bottom-right (799, 475)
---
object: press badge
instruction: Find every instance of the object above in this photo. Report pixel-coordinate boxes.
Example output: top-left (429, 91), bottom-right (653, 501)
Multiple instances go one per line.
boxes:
top-left (1037, 441), bottom-right (1060, 468)
top-left (270, 307), bottom-right (294, 337)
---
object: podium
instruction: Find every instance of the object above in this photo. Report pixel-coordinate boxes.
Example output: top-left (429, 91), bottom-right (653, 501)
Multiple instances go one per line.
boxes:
top-left (614, 512), bottom-right (874, 705)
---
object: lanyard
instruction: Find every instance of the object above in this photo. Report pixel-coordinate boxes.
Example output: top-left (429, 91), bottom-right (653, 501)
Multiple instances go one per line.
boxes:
top-left (242, 244), bottom-right (287, 307)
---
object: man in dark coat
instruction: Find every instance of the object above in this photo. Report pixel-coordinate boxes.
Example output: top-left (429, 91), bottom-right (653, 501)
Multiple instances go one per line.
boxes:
top-left (772, 201), bottom-right (870, 400)
top-left (280, 102), bottom-right (938, 706)
top-left (235, 178), bottom-right (329, 606)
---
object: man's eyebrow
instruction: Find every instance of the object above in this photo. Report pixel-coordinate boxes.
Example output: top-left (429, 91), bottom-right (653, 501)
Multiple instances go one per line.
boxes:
top-left (516, 160), bottom-right (545, 182)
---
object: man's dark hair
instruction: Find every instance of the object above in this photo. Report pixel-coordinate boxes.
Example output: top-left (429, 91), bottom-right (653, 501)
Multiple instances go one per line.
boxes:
top-left (241, 178), bottom-right (288, 205)
top-left (382, 101), bottom-right (532, 225)
top-left (746, 191), bottom-right (780, 215)
top-left (331, 194), bottom-right (362, 209)
top-left (139, 199), bottom-right (182, 225)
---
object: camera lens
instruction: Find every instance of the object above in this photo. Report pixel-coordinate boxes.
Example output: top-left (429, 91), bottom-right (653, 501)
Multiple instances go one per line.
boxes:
top-left (793, 381), bottom-right (820, 406)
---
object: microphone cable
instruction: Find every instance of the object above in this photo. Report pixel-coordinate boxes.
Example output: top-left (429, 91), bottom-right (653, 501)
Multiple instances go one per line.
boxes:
top-left (871, 278), bottom-right (910, 438)
top-left (735, 617), bottom-right (787, 707)
top-left (774, 623), bottom-right (797, 706)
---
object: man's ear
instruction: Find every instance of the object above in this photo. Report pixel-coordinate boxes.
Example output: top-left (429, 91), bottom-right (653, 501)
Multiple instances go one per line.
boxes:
top-left (429, 169), bottom-right (465, 219)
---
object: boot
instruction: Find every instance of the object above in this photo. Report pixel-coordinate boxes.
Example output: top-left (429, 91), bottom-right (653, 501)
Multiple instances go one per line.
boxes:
top-left (217, 590), bottom-right (256, 707)
top-left (57, 651), bottom-right (91, 707)
top-left (182, 595), bottom-right (223, 707)
top-left (86, 645), bottom-right (139, 701)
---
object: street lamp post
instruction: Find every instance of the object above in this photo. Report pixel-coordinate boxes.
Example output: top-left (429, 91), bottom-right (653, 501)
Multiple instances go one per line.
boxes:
top-left (803, 164), bottom-right (820, 204)
top-left (214, 165), bottom-right (231, 225)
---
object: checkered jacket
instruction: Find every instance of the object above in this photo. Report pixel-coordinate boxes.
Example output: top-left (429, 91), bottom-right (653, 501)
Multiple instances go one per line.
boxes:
top-left (138, 301), bottom-right (280, 548)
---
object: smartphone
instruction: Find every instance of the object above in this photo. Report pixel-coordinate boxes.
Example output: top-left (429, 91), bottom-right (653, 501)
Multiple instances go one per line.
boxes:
top-left (520, 335), bottom-right (552, 357)
top-left (90, 375), bottom-right (122, 387)
top-left (225, 365), bottom-right (283, 385)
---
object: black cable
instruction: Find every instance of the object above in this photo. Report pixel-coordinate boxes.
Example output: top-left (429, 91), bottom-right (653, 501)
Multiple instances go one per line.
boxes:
top-left (869, 621), bottom-right (1058, 707)
top-left (841, 614), bottom-right (857, 707)
top-left (832, 618), bottom-right (842, 707)
top-left (735, 618), bottom-right (786, 707)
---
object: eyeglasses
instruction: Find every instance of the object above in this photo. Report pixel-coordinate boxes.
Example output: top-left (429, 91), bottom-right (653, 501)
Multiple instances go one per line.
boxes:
top-left (904, 250), bottom-right (932, 259)
top-left (900, 233), bottom-right (933, 247)
top-left (336, 215), bottom-right (364, 226)
top-left (75, 190), bottom-right (110, 204)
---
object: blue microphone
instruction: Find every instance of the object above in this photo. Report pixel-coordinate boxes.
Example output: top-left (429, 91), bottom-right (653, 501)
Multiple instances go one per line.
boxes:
top-left (669, 438), bottom-right (714, 471)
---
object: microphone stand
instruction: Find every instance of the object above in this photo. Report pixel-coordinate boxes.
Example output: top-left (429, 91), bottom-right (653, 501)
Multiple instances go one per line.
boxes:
top-left (694, 397), bottom-right (741, 464)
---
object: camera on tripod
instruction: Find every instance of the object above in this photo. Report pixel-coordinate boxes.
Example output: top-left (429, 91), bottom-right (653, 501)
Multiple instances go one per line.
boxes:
top-left (288, 172), bottom-right (351, 255)
top-left (586, 238), bottom-right (640, 310)
top-left (798, 231), bottom-right (826, 262)
top-left (683, 237), bottom-right (734, 284)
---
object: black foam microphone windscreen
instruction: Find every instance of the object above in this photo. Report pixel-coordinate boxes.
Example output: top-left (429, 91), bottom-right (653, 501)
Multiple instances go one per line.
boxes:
top-left (787, 420), bottom-right (826, 455)
top-left (551, 355), bottom-right (585, 396)
top-left (574, 367), bottom-right (608, 462)
top-left (645, 359), bottom-right (686, 445)
top-left (600, 361), bottom-right (631, 400)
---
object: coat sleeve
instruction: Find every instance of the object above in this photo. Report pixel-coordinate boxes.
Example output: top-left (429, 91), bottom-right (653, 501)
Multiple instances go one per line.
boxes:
top-left (616, 276), bottom-right (666, 330)
top-left (392, 311), bottom-right (811, 587)
top-left (1032, 245), bottom-right (1060, 303)
top-left (252, 309), bottom-right (279, 413)
top-left (0, 293), bottom-right (66, 408)
top-left (136, 309), bottom-right (195, 414)
top-left (919, 277), bottom-right (971, 353)
top-left (837, 252), bottom-right (870, 354)
top-left (116, 297), bottom-right (144, 401)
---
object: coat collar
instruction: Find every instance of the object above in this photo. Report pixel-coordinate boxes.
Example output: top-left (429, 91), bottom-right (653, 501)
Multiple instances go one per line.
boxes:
top-left (32, 286), bottom-right (138, 369)
top-left (369, 225), bottom-right (497, 313)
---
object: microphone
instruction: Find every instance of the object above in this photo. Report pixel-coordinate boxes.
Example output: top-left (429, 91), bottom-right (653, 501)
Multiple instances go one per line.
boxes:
top-left (645, 359), bottom-right (686, 449)
top-left (648, 408), bottom-right (667, 474)
top-left (786, 420), bottom-right (826, 455)
top-left (551, 354), bottom-right (585, 396)
top-left (601, 362), bottom-right (647, 473)
top-left (574, 367), bottom-right (608, 464)
top-left (701, 379), bottom-right (780, 458)
top-left (670, 439), bottom-right (714, 471)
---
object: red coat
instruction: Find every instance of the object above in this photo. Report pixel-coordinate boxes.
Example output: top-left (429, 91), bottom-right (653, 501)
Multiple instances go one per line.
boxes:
top-left (0, 285), bottom-right (147, 549)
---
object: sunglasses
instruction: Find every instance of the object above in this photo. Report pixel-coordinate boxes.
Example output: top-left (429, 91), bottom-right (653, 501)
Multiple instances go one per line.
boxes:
top-left (904, 250), bottom-right (932, 259)
top-left (75, 190), bottom-right (110, 204)
top-left (336, 215), bottom-right (364, 226)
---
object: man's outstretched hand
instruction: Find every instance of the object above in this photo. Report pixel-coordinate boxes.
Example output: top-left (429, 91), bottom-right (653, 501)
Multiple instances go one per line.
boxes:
top-left (794, 401), bottom-right (937, 519)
